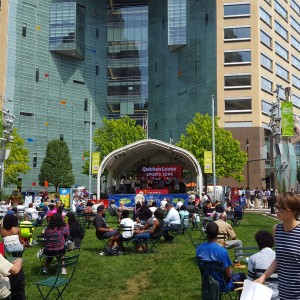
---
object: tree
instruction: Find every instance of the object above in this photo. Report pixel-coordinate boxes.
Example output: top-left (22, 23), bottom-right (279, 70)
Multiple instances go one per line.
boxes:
top-left (82, 116), bottom-right (146, 175)
top-left (4, 128), bottom-right (30, 186)
top-left (176, 113), bottom-right (248, 189)
top-left (39, 140), bottom-right (75, 192)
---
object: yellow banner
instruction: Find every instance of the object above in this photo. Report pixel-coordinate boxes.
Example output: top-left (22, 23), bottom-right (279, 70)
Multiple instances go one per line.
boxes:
top-left (204, 151), bottom-right (212, 174)
top-left (92, 152), bottom-right (100, 174)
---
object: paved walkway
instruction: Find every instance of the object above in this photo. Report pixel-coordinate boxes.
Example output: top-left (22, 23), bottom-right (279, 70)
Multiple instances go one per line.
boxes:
top-left (245, 207), bottom-right (278, 219)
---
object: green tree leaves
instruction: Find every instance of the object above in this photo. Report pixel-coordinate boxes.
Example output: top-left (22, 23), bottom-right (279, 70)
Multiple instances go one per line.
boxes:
top-left (38, 140), bottom-right (75, 192)
top-left (177, 113), bottom-right (247, 187)
top-left (4, 129), bottom-right (30, 186)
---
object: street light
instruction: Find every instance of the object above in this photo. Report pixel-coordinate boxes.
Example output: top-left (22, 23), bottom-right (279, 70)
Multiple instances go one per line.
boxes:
top-left (246, 139), bottom-right (250, 188)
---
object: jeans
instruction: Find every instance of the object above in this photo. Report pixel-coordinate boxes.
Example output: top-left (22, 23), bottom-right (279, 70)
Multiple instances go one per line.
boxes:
top-left (226, 240), bottom-right (243, 261)
top-left (162, 224), bottom-right (181, 241)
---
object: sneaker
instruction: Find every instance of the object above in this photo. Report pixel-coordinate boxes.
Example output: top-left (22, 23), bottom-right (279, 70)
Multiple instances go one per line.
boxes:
top-left (42, 267), bottom-right (48, 274)
top-left (118, 251), bottom-right (123, 255)
top-left (99, 251), bottom-right (106, 256)
top-left (234, 262), bottom-right (246, 269)
top-left (61, 268), bottom-right (67, 275)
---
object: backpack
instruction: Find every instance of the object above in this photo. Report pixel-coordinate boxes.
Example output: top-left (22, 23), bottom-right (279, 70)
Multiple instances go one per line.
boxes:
top-left (202, 274), bottom-right (220, 300)
top-left (103, 245), bottom-right (119, 256)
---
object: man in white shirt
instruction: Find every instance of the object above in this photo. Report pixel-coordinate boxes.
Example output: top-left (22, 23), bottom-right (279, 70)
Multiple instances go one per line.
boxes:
top-left (176, 199), bottom-right (183, 210)
top-left (25, 203), bottom-right (40, 226)
top-left (134, 191), bottom-right (145, 204)
top-left (162, 203), bottom-right (181, 242)
top-left (160, 198), bottom-right (167, 209)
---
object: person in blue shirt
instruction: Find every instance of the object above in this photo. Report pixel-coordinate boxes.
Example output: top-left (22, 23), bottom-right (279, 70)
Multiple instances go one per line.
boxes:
top-left (196, 222), bottom-right (244, 291)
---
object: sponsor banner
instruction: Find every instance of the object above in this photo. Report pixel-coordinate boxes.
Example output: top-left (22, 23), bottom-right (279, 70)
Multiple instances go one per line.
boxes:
top-left (60, 187), bottom-right (71, 207)
top-left (281, 102), bottom-right (294, 137)
top-left (108, 193), bottom-right (190, 208)
top-left (138, 165), bottom-right (182, 180)
top-left (204, 151), bottom-right (212, 174)
top-left (92, 152), bottom-right (100, 174)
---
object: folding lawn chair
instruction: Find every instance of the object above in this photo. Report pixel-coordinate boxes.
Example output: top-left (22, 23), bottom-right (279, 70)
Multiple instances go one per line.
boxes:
top-left (35, 254), bottom-right (80, 300)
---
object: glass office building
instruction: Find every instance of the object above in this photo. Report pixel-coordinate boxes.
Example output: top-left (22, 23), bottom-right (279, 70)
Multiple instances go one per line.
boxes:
top-left (2, 0), bottom-right (299, 191)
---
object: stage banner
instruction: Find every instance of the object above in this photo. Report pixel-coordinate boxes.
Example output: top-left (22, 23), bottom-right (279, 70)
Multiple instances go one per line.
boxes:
top-left (60, 187), bottom-right (71, 207)
top-left (281, 102), bottom-right (294, 137)
top-left (204, 151), bottom-right (212, 174)
top-left (92, 152), bottom-right (100, 174)
top-left (138, 165), bottom-right (183, 180)
top-left (108, 193), bottom-right (190, 208)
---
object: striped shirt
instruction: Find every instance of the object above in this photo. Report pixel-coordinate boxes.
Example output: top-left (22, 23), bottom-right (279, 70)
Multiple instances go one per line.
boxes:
top-left (275, 223), bottom-right (300, 300)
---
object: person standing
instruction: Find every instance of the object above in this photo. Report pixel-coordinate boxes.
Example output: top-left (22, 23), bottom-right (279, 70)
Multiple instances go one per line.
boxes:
top-left (256, 192), bottom-right (300, 299)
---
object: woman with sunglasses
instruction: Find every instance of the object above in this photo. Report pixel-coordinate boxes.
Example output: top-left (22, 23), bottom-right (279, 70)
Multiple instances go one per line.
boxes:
top-left (256, 192), bottom-right (300, 300)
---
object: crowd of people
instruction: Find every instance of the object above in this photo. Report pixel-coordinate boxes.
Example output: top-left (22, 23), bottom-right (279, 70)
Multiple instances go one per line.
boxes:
top-left (197, 191), bottom-right (300, 300)
top-left (1, 188), bottom-right (300, 299)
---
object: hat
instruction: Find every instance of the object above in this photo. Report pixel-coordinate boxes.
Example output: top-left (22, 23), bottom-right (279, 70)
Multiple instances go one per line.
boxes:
top-left (97, 205), bottom-right (105, 212)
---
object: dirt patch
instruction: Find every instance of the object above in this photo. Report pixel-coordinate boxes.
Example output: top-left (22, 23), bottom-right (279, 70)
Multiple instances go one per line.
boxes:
top-left (118, 271), bottom-right (151, 300)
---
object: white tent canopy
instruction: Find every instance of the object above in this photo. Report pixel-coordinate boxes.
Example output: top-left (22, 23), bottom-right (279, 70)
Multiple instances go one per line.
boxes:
top-left (97, 139), bottom-right (203, 198)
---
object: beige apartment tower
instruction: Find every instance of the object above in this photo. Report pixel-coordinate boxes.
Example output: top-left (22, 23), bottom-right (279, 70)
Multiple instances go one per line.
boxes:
top-left (217, 0), bottom-right (300, 189)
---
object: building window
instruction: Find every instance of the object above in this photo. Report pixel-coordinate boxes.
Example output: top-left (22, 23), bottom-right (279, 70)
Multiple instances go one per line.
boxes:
top-left (292, 74), bottom-right (300, 89)
top-left (224, 3), bottom-right (250, 18)
top-left (95, 64), bottom-right (99, 76)
top-left (261, 76), bottom-right (273, 93)
top-left (292, 94), bottom-right (300, 108)
top-left (49, 2), bottom-right (85, 59)
top-left (261, 53), bottom-right (273, 71)
top-left (84, 98), bottom-right (88, 111)
top-left (260, 7), bottom-right (271, 26)
top-left (291, 0), bottom-right (300, 16)
top-left (292, 55), bottom-right (300, 70)
top-left (276, 64), bottom-right (289, 81)
top-left (262, 100), bottom-right (272, 116)
top-left (35, 68), bottom-right (39, 82)
top-left (275, 42), bottom-right (289, 60)
top-left (224, 74), bottom-right (251, 89)
top-left (292, 35), bottom-right (300, 52)
top-left (33, 153), bottom-right (37, 168)
top-left (224, 98), bottom-right (252, 113)
top-left (275, 21), bottom-right (288, 40)
top-left (224, 50), bottom-right (251, 64)
top-left (224, 26), bottom-right (251, 41)
top-left (291, 16), bottom-right (300, 34)
top-left (22, 23), bottom-right (27, 37)
top-left (168, 0), bottom-right (186, 50)
top-left (264, 0), bottom-right (271, 6)
top-left (260, 30), bottom-right (272, 48)
top-left (96, 27), bottom-right (99, 38)
top-left (274, 0), bottom-right (288, 20)
top-left (60, 134), bottom-right (64, 141)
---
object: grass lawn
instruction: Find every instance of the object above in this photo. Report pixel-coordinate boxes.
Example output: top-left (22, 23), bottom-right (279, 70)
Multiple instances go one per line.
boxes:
top-left (21, 213), bottom-right (279, 300)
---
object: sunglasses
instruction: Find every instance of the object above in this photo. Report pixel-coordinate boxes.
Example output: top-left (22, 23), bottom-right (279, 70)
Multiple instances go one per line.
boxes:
top-left (274, 205), bottom-right (286, 212)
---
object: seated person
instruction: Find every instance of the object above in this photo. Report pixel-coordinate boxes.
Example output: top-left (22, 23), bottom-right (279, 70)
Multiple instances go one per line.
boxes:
top-left (0, 254), bottom-right (25, 299)
top-left (25, 203), bottom-right (40, 227)
top-left (149, 201), bottom-right (157, 216)
top-left (196, 222), bottom-right (245, 292)
top-left (214, 213), bottom-right (244, 268)
top-left (117, 201), bottom-right (128, 222)
top-left (1, 214), bottom-right (24, 254)
top-left (134, 208), bottom-right (165, 252)
top-left (110, 200), bottom-right (118, 213)
top-left (65, 212), bottom-right (85, 250)
top-left (107, 210), bottom-right (134, 253)
top-left (84, 201), bottom-right (95, 227)
top-left (179, 205), bottom-right (190, 232)
top-left (162, 203), bottom-right (181, 242)
top-left (248, 230), bottom-right (278, 300)
top-left (93, 205), bottom-right (118, 254)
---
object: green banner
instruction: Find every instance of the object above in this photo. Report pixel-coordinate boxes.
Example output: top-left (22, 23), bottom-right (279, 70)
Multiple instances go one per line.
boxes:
top-left (204, 151), bottom-right (212, 174)
top-left (281, 102), bottom-right (294, 137)
top-left (92, 152), bottom-right (100, 174)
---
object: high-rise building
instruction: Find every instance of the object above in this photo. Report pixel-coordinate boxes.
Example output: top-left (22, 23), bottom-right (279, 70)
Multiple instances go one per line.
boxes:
top-left (1, 0), bottom-right (299, 191)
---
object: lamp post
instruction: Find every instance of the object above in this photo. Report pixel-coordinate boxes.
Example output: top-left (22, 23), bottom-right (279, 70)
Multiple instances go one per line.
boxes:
top-left (89, 99), bottom-right (92, 199)
top-left (246, 139), bottom-right (250, 188)
top-left (0, 100), bottom-right (14, 195)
